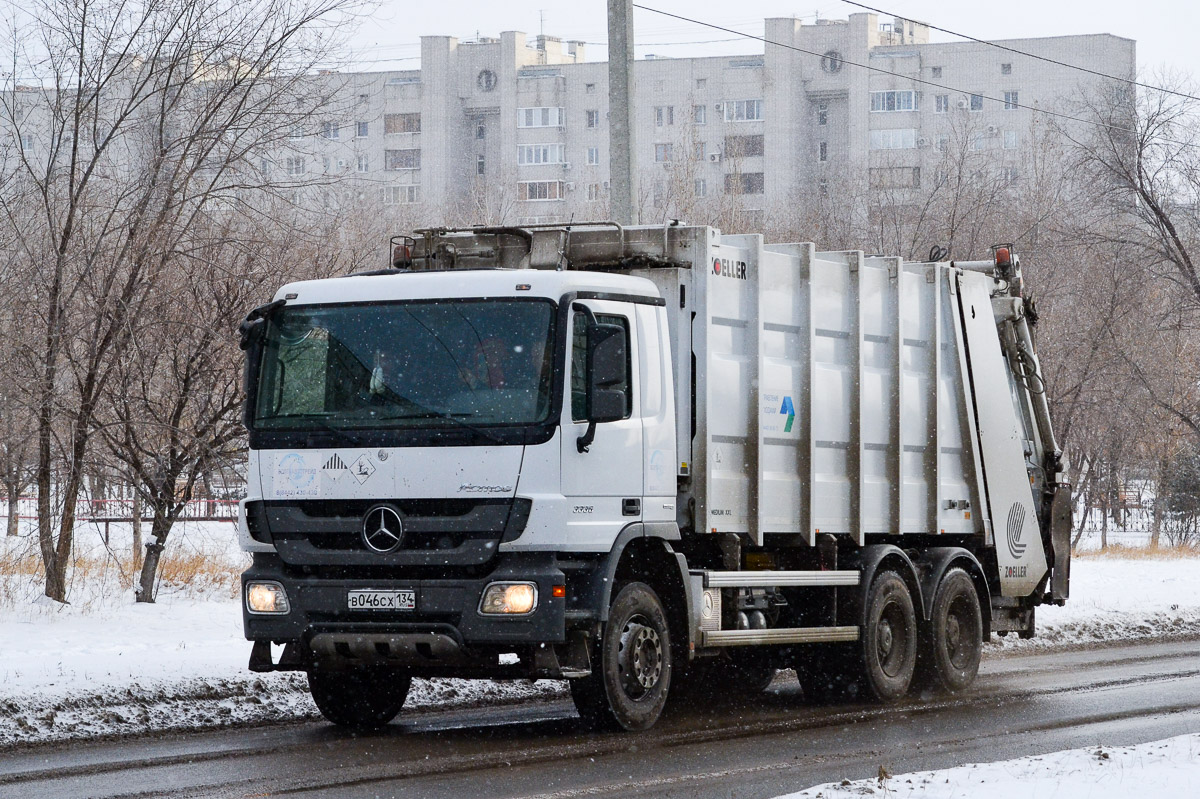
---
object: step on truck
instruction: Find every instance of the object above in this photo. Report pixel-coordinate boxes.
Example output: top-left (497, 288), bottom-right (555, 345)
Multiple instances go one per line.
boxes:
top-left (237, 222), bottom-right (1072, 731)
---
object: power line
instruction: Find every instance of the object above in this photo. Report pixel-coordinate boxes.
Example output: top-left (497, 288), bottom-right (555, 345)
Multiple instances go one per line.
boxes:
top-left (839, 0), bottom-right (1200, 104)
top-left (630, 3), bottom-right (1184, 147)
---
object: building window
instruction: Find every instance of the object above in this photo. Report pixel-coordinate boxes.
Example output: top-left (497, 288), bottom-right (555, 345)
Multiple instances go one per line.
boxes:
top-left (655, 106), bottom-right (674, 126)
top-left (695, 178), bottom-right (707, 197)
top-left (869, 90), bottom-right (917, 112)
top-left (817, 101), bottom-right (828, 125)
top-left (285, 157), bottom-right (305, 175)
top-left (383, 185), bottom-right (420, 204)
top-left (693, 104), bottom-right (707, 125)
top-left (384, 113), bottom-right (421, 133)
top-left (476, 122), bottom-right (486, 139)
top-left (654, 143), bottom-right (673, 162)
top-left (356, 155), bottom-right (369, 172)
top-left (288, 125), bottom-right (304, 140)
top-left (358, 93), bottom-right (369, 103)
top-left (870, 167), bottom-right (921, 189)
top-left (1003, 130), bottom-right (1019, 149)
top-left (517, 143), bottom-right (567, 165)
top-left (935, 95), bottom-right (949, 113)
top-left (693, 141), bottom-right (705, 160)
top-left (587, 183), bottom-right (601, 201)
top-left (935, 135), bottom-right (949, 152)
top-left (696, 78), bottom-right (706, 89)
top-left (477, 155), bottom-right (486, 175)
top-left (1002, 166), bottom-right (1019, 182)
top-left (724, 172), bottom-right (764, 195)
top-left (969, 133), bottom-right (987, 151)
top-left (518, 180), bottom-right (565, 201)
top-left (724, 134), bottom-right (764, 158)
top-left (587, 146), bottom-right (600, 165)
top-left (321, 122), bottom-right (340, 140)
top-left (585, 83), bottom-right (596, 93)
top-left (1004, 91), bottom-right (1019, 110)
top-left (384, 149), bottom-right (421, 169)
top-left (259, 158), bottom-right (271, 175)
top-left (1001, 63), bottom-right (1012, 75)
top-left (931, 66), bottom-right (942, 79)
top-left (518, 107), bottom-right (565, 128)
top-left (969, 94), bottom-right (984, 111)
top-left (356, 121), bottom-right (369, 138)
top-left (819, 141), bottom-right (827, 162)
top-left (724, 99), bottom-right (763, 121)
top-left (868, 129), bottom-right (917, 150)
top-left (818, 178), bottom-right (828, 196)
top-left (20, 134), bottom-right (34, 150)
top-left (586, 110), bottom-right (600, 128)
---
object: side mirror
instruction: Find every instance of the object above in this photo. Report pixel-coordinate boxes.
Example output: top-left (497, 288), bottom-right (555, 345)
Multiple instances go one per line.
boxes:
top-left (576, 319), bottom-right (627, 453)
top-left (586, 322), bottom-right (627, 424)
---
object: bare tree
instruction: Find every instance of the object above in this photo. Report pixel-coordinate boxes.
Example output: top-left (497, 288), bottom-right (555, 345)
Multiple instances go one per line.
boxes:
top-left (0, 0), bottom-right (360, 602)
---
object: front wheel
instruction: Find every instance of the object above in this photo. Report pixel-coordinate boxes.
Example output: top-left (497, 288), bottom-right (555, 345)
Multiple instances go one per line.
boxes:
top-left (570, 581), bottom-right (672, 731)
top-left (307, 667), bottom-right (411, 729)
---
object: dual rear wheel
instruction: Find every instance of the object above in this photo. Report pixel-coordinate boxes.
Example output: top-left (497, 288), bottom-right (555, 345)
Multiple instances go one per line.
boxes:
top-left (796, 566), bottom-right (983, 703)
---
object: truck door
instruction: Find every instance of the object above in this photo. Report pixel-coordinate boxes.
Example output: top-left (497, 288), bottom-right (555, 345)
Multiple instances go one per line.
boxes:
top-left (560, 300), bottom-right (644, 548)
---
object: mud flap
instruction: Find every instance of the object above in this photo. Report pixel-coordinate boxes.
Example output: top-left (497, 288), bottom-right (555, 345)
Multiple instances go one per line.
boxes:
top-left (1049, 483), bottom-right (1072, 603)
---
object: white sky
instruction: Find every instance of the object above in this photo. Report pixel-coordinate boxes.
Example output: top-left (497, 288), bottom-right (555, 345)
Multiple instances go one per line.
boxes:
top-left (344, 1), bottom-right (1197, 86)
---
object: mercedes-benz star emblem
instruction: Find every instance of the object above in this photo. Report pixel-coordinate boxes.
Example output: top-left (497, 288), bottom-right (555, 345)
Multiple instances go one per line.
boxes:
top-left (362, 505), bottom-right (404, 553)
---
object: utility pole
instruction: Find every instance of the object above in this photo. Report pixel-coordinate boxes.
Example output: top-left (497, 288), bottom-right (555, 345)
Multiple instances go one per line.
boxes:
top-left (608, 0), bottom-right (638, 225)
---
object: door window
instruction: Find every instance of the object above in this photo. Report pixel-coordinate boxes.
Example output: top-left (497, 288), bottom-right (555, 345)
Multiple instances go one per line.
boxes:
top-left (571, 312), bottom-right (632, 422)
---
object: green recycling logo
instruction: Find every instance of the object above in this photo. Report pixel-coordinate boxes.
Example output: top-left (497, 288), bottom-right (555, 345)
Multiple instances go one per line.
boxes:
top-left (780, 396), bottom-right (796, 433)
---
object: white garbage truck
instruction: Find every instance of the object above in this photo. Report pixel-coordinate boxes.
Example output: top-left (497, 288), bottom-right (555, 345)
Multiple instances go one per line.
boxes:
top-left (237, 222), bottom-right (1071, 731)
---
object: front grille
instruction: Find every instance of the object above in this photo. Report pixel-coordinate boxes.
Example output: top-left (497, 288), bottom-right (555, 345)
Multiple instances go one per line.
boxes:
top-left (260, 498), bottom-right (531, 567)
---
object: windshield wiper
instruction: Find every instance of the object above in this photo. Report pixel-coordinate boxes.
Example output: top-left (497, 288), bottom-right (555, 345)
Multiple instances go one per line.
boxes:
top-left (374, 397), bottom-right (507, 443)
top-left (261, 414), bottom-right (364, 446)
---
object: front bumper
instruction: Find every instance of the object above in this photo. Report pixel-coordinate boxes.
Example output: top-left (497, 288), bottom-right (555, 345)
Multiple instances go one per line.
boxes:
top-left (241, 552), bottom-right (570, 672)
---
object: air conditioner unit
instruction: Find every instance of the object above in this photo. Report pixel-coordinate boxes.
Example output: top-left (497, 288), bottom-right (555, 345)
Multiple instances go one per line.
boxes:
top-left (916, 136), bottom-right (930, 148)
top-left (956, 98), bottom-right (968, 109)
top-left (714, 102), bottom-right (723, 113)
top-left (562, 162), bottom-right (571, 170)
top-left (602, 180), bottom-right (610, 190)
top-left (709, 152), bottom-right (722, 162)
top-left (564, 181), bottom-right (576, 191)
top-left (986, 125), bottom-right (999, 135)
top-left (336, 159), bottom-right (347, 169)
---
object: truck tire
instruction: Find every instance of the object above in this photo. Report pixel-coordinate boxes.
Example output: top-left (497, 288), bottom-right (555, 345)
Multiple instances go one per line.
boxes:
top-left (859, 570), bottom-right (918, 702)
top-left (916, 568), bottom-right (983, 693)
top-left (570, 581), bottom-right (672, 731)
top-left (307, 668), bottom-right (411, 729)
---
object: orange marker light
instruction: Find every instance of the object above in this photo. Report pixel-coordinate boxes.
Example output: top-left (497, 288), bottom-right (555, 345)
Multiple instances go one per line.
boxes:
top-left (552, 585), bottom-right (566, 598)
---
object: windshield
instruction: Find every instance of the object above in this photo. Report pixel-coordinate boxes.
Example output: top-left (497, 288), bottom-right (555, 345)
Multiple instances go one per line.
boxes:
top-left (254, 298), bottom-right (556, 431)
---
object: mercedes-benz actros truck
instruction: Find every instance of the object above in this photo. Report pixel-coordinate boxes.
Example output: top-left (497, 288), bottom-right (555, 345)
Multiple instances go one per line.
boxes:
top-left (238, 222), bottom-right (1071, 731)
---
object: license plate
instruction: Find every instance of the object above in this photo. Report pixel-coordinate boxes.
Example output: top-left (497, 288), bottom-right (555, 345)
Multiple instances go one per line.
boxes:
top-left (347, 589), bottom-right (415, 611)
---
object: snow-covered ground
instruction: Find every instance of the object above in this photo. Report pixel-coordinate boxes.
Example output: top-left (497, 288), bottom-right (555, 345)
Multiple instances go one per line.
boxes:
top-left (2, 516), bottom-right (1199, 747)
top-left (781, 734), bottom-right (1200, 799)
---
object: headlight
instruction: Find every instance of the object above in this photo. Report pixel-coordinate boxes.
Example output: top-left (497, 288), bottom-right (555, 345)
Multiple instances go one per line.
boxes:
top-left (479, 582), bottom-right (538, 615)
top-left (246, 581), bottom-right (290, 614)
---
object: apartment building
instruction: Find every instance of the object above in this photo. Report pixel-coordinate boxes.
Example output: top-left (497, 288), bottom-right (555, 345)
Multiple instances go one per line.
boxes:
top-left (4, 13), bottom-right (1136, 227)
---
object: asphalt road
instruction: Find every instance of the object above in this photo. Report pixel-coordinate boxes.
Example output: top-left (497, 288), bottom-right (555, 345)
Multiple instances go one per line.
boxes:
top-left (3, 639), bottom-right (1199, 799)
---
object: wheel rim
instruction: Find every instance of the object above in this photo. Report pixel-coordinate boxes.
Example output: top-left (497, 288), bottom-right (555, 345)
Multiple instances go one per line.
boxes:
top-left (618, 614), bottom-right (663, 698)
top-left (876, 599), bottom-right (909, 678)
top-left (944, 594), bottom-right (976, 670)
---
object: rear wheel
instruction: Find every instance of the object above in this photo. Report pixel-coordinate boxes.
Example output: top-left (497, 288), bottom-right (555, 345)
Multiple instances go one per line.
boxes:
top-left (860, 570), bottom-right (918, 702)
top-left (307, 667), bottom-right (411, 729)
top-left (916, 568), bottom-right (983, 693)
top-left (570, 581), bottom-right (672, 731)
